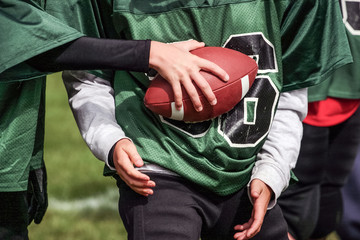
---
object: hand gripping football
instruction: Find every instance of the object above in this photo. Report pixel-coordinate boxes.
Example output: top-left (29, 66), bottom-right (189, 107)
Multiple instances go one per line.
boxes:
top-left (144, 47), bottom-right (258, 122)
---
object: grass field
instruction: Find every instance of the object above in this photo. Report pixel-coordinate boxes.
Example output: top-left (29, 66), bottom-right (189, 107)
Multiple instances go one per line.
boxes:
top-left (28, 72), bottom-right (341, 240)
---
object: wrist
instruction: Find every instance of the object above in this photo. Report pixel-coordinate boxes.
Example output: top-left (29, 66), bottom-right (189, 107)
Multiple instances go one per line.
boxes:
top-left (149, 41), bottom-right (165, 70)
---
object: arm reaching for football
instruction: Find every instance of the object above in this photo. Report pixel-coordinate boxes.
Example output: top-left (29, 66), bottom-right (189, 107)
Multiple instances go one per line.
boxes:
top-left (149, 40), bottom-right (229, 112)
top-left (233, 179), bottom-right (273, 240)
top-left (112, 139), bottom-right (156, 197)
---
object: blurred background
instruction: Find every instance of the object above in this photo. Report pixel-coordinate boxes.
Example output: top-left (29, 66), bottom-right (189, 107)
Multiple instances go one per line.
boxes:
top-left (28, 73), bottom-right (341, 240)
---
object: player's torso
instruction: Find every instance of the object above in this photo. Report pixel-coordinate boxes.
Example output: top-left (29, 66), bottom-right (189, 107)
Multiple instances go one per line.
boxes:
top-left (111, 0), bottom-right (290, 195)
top-left (113, 0), bottom-right (288, 89)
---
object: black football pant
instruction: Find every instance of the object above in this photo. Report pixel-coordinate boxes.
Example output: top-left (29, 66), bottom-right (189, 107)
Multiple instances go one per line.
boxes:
top-left (337, 147), bottom-right (360, 240)
top-left (0, 191), bottom-right (29, 240)
top-left (278, 107), bottom-right (360, 240)
top-left (116, 173), bottom-right (288, 240)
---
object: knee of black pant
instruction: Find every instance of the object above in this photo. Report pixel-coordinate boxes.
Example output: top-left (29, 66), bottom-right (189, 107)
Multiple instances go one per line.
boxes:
top-left (310, 190), bottom-right (343, 238)
top-left (278, 185), bottom-right (321, 240)
top-left (310, 211), bottom-right (342, 239)
top-left (284, 208), bottom-right (318, 240)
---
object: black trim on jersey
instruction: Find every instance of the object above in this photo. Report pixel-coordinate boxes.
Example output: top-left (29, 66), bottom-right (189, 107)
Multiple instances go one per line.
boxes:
top-left (26, 37), bottom-right (151, 73)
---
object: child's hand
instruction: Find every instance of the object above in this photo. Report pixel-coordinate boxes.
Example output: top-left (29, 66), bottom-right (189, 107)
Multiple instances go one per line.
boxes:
top-left (233, 179), bottom-right (273, 240)
top-left (149, 40), bottom-right (229, 112)
top-left (112, 139), bottom-right (155, 196)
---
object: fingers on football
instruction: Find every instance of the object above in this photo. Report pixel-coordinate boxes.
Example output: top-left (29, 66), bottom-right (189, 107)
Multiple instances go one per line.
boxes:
top-left (198, 58), bottom-right (229, 82)
top-left (191, 71), bottom-right (217, 106)
top-left (181, 76), bottom-right (203, 112)
top-left (170, 81), bottom-right (184, 110)
top-left (172, 39), bottom-right (205, 52)
top-left (183, 39), bottom-right (205, 51)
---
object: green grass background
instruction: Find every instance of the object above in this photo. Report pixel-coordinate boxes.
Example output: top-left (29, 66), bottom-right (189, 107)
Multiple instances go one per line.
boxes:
top-left (28, 72), bottom-right (341, 240)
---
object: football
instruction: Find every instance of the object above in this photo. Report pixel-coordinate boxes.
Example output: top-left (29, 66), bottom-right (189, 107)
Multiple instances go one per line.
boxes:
top-left (144, 46), bottom-right (258, 122)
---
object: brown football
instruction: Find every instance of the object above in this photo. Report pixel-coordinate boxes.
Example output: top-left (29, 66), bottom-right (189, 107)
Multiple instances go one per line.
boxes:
top-left (144, 47), bottom-right (258, 122)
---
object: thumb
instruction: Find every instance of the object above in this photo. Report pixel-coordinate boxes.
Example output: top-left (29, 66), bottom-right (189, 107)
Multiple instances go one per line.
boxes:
top-left (250, 183), bottom-right (262, 200)
top-left (115, 139), bottom-right (144, 167)
top-left (124, 143), bottom-right (143, 167)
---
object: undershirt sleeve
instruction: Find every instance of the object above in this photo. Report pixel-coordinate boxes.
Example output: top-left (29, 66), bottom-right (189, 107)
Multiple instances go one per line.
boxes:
top-left (62, 70), bottom-right (127, 168)
top-left (249, 88), bottom-right (308, 209)
top-left (26, 37), bottom-right (151, 73)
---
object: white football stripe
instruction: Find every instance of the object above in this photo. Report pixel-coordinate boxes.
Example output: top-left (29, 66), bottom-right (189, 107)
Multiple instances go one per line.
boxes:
top-left (170, 102), bottom-right (184, 120)
top-left (241, 75), bottom-right (250, 98)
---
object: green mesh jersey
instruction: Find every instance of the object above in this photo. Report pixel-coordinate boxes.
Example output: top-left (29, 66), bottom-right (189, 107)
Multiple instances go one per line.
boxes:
top-left (0, 79), bottom-right (46, 191)
top-left (0, 0), bottom-right (101, 191)
top-left (0, 0), bottom-right (84, 82)
top-left (308, 0), bottom-right (360, 102)
top-left (102, 0), bottom-right (352, 196)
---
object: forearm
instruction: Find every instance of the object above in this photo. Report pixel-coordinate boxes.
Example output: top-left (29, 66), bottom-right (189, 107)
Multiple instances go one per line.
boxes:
top-left (250, 88), bottom-right (308, 208)
top-left (27, 37), bottom-right (150, 73)
top-left (62, 70), bottom-right (126, 169)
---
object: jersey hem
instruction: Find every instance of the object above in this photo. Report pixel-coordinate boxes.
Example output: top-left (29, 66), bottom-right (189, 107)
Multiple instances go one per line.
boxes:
top-left (282, 57), bottom-right (353, 92)
top-left (0, 183), bottom-right (28, 192)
